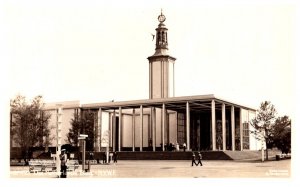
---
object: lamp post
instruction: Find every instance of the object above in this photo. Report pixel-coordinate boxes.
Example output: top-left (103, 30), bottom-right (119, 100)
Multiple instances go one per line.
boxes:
top-left (261, 129), bottom-right (265, 162)
top-left (78, 134), bottom-right (88, 171)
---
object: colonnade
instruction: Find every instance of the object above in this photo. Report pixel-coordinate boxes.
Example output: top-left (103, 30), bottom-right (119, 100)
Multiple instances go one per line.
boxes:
top-left (94, 100), bottom-right (244, 152)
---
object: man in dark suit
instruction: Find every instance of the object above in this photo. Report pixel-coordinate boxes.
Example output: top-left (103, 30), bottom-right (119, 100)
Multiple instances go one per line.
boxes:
top-left (197, 152), bottom-right (203, 166)
top-left (60, 149), bottom-right (67, 178)
top-left (113, 151), bottom-right (118, 163)
top-left (191, 152), bottom-right (197, 166)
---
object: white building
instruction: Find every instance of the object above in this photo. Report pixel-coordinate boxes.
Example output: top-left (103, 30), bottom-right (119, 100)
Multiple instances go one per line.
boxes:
top-left (42, 11), bottom-right (262, 153)
top-left (12, 12), bottom-right (264, 157)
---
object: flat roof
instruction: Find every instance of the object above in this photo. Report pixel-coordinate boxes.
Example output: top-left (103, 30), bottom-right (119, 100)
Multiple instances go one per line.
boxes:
top-left (81, 94), bottom-right (256, 112)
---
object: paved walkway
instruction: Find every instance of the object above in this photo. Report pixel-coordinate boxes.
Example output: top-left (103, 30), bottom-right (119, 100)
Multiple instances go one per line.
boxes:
top-left (10, 159), bottom-right (290, 178)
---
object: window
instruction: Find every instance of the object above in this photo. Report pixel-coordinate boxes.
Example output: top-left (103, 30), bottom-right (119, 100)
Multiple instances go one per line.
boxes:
top-left (243, 122), bottom-right (249, 149)
top-left (177, 113), bottom-right (186, 145)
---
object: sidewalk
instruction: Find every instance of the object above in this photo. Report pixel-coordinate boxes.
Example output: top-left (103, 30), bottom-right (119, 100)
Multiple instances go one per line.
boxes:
top-left (10, 159), bottom-right (291, 178)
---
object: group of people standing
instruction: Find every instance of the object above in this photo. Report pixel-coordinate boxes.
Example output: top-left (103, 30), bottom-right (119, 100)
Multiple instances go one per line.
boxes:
top-left (102, 151), bottom-right (118, 164)
top-left (59, 149), bottom-right (203, 178)
top-left (59, 150), bottom-right (119, 178)
top-left (191, 152), bottom-right (203, 166)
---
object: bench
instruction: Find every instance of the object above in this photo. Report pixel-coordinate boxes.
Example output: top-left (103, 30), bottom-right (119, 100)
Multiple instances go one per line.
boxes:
top-left (86, 159), bottom-right (98, 165)
top-left (276, 153), bottom-right (291, 161)
top-left (29, 160), bottom-right (79, 173)
top-left (66, 160), bottom-right (79, 172)
top-left (29, 160), bottom-right (56, 173)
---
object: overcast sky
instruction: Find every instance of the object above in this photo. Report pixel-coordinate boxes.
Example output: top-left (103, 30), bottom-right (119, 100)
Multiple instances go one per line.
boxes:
top-left (2, 0), bottom-right (297, 118)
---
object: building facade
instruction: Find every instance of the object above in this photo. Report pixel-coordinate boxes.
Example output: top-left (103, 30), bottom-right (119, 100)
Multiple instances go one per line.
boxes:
top-left (11, 12), bottom-right (262, 154)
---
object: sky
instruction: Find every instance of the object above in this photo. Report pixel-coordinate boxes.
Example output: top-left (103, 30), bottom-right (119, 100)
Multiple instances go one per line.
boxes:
top-left (2, 0), bottom-right (296, 116)
top-left (0, 0), bottom-right (299, 185)
top-left (1, 0), bottom-right (297, 117)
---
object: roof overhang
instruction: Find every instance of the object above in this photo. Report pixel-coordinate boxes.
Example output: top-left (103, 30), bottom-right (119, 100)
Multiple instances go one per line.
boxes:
top-left (81, 94), bottom-right (256, 112)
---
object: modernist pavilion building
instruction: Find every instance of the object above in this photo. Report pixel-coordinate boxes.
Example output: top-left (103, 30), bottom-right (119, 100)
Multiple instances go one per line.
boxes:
top-left (39, 12), bottom-right (260, 155)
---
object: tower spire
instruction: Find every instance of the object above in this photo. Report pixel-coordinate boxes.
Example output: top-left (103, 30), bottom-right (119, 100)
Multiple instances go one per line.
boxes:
top-left (148, 11), bottom-right (176, 99)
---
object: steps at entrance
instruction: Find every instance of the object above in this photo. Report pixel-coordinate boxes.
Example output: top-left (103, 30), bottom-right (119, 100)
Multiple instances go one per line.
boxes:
top-left (117, 151), bottom-right (232, 160)
top-left (224, 150), bottom-right (281, 161)
top-left (20, 150), bottom-right (280, 161)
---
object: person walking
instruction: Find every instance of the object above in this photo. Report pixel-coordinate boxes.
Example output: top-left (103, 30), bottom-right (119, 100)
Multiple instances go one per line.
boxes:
top-left (183, 143), bottom-right (186, 152)
top-left (191, 152), bottom-right (197, 166)
top-left (113, 151), bottom-right (118, 163)
top-left (197, 152), bottom-right (203, 166)
top-left (60, 149), bottom-right (67, 178)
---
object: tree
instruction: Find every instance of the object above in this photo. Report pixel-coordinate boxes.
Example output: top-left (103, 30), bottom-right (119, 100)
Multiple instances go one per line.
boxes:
top-left (67, 110), bottom-right (95, 151)
top-left (272, 116), bottom-right (291, 154)
top-left (250, 101), bottom-right (276, 160)
top-left (10, 95), bottom-right (52, 165)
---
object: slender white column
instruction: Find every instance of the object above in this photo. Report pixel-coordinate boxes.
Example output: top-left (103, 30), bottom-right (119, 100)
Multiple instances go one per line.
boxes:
top-left (97, 108), bottom-right (102, 152)
top-left (152, 107), bottom-right (156, 151)
top-left (211, 100), bottom-right (216, 151)
top-left (162, 103), bottom-right (166, 151)
top-left (222, 103), bottom-right (226, 151)
top-left (112, 110), bottom-right (116, 152)
top-left (231, 106), bottom-right (235, 151)
top-left (240, 108), bottom-right (243, 151)
top-left (140, 105), bottom-right (143, 151)
top-left (132, 109), bottom-right (135, 152)
top-left (186, 102), bottom-right (190, 151)
top-left (118, 107), bottom-right (122, 152)
top-left (149, 63), bottom-right (152, 99)
top-left (149, 113), bottom-right (152, 146)
top-left (109, 113), bottom-right (112, 148)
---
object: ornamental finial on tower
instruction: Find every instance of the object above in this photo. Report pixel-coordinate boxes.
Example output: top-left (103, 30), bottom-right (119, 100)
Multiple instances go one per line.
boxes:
top-left (158, 9), bottom-right (166, 23)
top-left (154, 9), bottom-right (168, 52)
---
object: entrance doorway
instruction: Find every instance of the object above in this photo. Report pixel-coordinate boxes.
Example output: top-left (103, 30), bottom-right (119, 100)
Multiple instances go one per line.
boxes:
top-left (115, 117), bottom-right (119, 151)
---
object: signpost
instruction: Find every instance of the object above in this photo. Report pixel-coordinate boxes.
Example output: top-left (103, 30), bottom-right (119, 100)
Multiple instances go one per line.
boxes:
top-left (78, 134), bottom-right (88, 171)
top-left (56, 105), bottom-right (62, 175)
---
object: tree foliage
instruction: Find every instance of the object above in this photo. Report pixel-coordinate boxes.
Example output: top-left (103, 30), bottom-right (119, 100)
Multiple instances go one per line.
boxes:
top-left (250, 101), bottom-right (277, 160)
top-left (251, 101), bottom-right (292, 159)
top-left (272, 116), bottom-right (291, 153)
top-left (67, 110), bottom-right (95, 151)
top-left (10, 95), bottom-right (52, 164)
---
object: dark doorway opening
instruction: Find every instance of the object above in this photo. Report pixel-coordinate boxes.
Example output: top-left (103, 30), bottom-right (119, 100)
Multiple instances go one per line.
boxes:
top-left (115, 117), bottom-right (119, 151)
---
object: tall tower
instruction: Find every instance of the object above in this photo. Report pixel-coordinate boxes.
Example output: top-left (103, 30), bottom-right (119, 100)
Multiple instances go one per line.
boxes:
top-left (148, 11), bottom-right (176, 99)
